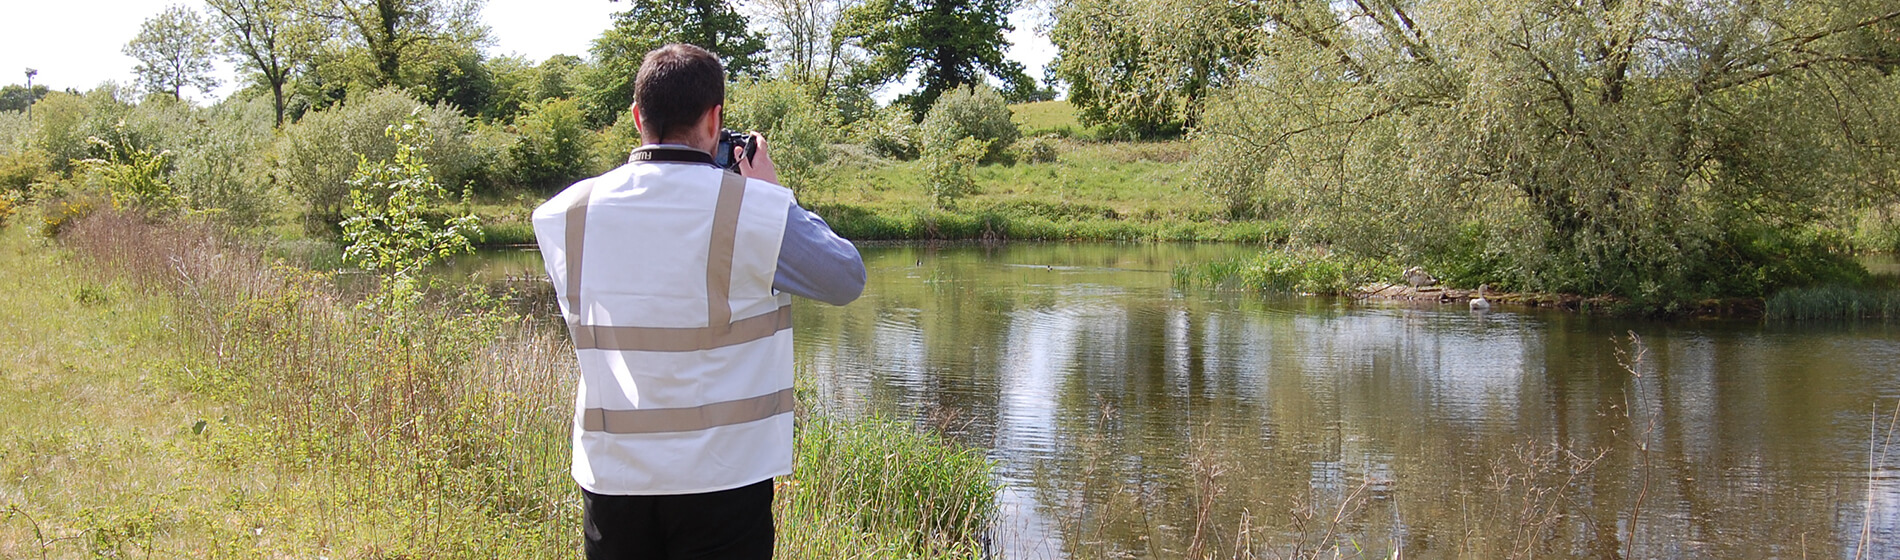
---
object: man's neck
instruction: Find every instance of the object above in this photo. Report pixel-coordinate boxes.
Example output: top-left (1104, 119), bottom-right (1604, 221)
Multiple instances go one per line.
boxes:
top-left (644, 142), bottom-right (710, 153)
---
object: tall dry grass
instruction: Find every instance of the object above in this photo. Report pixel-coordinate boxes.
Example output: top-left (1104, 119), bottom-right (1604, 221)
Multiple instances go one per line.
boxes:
top-left (50, 210), bottom-right (997, 557)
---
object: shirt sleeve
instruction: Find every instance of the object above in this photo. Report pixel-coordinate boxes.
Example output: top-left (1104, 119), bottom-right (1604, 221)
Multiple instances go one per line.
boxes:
top-left (774, 203), bottom-right (866, 306)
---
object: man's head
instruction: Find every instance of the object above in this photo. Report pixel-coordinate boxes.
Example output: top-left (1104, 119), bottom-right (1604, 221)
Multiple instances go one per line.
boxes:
top-left (633, 44), bottom-right (725, 150)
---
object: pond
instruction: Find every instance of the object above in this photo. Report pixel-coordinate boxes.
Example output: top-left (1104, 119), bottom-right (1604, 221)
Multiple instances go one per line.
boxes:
top-left (452, 243), bottom-right (1900, 559)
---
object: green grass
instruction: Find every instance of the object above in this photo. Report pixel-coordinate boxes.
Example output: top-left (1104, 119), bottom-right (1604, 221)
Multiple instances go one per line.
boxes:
top-left (1010, 100), bottom-right (1091, 137)
top-left (813, 139), bottom-right (1284, 242)
top-left (779, 417), bottom-right (996, 559)
top-left (463, 139), bottom-right (1284, 245)
top-left (0, 212), bottom-right (998, 557)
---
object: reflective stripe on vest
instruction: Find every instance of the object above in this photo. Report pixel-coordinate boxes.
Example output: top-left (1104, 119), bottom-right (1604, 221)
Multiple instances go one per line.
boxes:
top-left (563, 171), bottom-right (794, 434)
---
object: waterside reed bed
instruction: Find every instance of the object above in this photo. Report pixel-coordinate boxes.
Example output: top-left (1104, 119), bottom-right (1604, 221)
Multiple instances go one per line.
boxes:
top-left (13, 210), bottom-right (995, 557)
top-left (1766, 285), bottom-right (1900, 321)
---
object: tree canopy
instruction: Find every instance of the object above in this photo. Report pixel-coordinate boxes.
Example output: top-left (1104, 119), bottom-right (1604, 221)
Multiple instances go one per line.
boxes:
top-left (1048, 0), bottom-right (1259, 138)
top-left (1191, 0), bottom-right (1900, 301)
top-left (839, 0), bottom-right (1033, 118)
top-left (125, 5), bottom-right (222, 99)
top-left (580, 0), bottom-right (768, 126)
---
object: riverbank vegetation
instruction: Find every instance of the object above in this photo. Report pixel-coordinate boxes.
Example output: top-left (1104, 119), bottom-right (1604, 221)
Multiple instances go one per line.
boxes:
top-left (1, 0), bottom-right (1897, 313)
top-left (0, 204), bottom-right (996, 556)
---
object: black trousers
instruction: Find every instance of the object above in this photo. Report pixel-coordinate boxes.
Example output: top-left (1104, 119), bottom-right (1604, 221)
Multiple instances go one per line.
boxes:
top-left (582, 479), bottom-right (775, 560)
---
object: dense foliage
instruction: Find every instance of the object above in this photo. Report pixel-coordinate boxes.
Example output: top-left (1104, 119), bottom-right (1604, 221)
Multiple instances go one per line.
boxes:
top-left (125, 5), bottom-right (222, 100)
top-left (581, 0), bottom-right (768, 126)
top-left (1048, 0), bottom-right (1258, 138)
top-left (1181, 0), bottom-right (1900, 304)
top-left (839, 0), bottom-right (1035, 117)
top-left (1, 0), bottom-right (1894, 307)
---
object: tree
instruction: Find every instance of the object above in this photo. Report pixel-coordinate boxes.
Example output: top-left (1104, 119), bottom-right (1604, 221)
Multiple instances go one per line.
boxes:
top-left (837, 0), bottom-right (1032, 118)
top-left (315, 0), bottom-right (489, 89)
top-left (0, 84), bottom-right (50, 113)
top-left (755, 0), bottom-right (861, 103)
top-left (206, 0), bottom-right (319, 126)
top-left (1194, 0), bottom-right (1900, 301)
top-left (125, 5), bottom-right (221, 99)
top-left (579, 0), bottom-right (767, 126)
top-left (1049, 0), bottom-right (1259, 137)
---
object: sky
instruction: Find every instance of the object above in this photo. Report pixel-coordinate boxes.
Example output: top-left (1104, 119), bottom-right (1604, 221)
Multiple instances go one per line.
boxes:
top-left (0, 0), bottom-right (1058, 104)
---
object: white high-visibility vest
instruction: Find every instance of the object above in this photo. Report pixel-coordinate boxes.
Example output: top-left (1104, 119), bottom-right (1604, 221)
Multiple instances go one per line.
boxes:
top-left (532, 159), bottom-right (796, 495)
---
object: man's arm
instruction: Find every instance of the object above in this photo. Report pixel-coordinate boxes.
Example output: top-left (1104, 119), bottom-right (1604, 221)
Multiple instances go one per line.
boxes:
top-left (775, 204), bottom-right (865, 306)
top-left (738, 132), bottom-right (866, 305)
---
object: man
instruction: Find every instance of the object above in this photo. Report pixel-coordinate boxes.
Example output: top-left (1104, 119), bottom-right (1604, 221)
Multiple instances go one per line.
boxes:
top-left (531, 43), bottom-right (865, 559)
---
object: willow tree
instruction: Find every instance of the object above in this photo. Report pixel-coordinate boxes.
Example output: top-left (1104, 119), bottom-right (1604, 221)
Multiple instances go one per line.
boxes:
top-left (1195, 0), bottom-right (1900, 301)
top-left (1049, 0), bottom-right (1262, 138)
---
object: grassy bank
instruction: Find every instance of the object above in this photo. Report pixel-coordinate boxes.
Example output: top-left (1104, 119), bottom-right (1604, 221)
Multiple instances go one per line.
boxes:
top-left (464, 126), bottom-right (1285, 246)
top-left (0, 212), bottom-right (995, 558)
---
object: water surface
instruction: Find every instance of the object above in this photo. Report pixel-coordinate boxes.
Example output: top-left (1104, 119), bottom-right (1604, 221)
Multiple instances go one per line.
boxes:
top-left (460, 243), bottom-right (1900, 559)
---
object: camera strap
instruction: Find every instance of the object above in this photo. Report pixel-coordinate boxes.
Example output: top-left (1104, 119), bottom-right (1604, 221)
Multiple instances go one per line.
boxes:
top-left (629, 146), bottom-right (717, 166)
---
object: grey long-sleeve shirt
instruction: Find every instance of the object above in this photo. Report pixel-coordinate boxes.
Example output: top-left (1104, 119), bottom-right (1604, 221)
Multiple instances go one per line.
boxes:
top-left (774, 204), bottom-right (866, 306)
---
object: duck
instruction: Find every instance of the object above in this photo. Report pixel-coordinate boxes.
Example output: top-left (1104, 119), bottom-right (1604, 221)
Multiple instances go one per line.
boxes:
top-left (1403, 266), bottom-right (1438, 289)
top-left (1469, 284), bottom-right (1491, 311)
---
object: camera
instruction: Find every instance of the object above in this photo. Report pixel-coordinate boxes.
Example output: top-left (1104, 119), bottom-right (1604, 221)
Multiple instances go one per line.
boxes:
top-left (713, 129), bottom-right (757, 172)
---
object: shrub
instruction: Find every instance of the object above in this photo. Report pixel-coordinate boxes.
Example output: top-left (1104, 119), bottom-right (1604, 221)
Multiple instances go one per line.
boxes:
top-left (0, 148), bottom-right (51, 192)
top-left (28, 88), bottom-right (136, 172)
top-left (505, 98), bottom-right (594, 190)
top-left (922, 137), bottom-right (988, 209)
top-left (919, 84), bottom-right (1019, 165)
top-left (1014, 134), bottom-right (1059, 164)
top-left (855, 105), bottom-right (921, 160)
top-left (0, 110), bottom-right (30, 153)
top-left (340, 115), bottom-right (481, 310)
top-left (727, 79), bottom-right (840, 201)
top-left (170, 97), bottom-right (278, 226)
top-left (81, 123), bottom-right (183, 216)
top-left (0, 189), bottom-right (16, 228)
top-left (276, 88), bottom-right (478, 227)
top-left (589, 111), bottom-right (641, 175)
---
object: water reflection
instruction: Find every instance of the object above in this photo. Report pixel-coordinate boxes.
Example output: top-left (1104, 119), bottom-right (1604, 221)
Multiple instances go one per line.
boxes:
top-left (787, 244), bottom-right (1900, 559)
top-left (453, 243), bottom-right (1900, 559)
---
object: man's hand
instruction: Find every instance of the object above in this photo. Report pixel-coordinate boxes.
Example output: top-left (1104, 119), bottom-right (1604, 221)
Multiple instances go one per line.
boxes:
top-left (737, 132), bottom-right (779, 185)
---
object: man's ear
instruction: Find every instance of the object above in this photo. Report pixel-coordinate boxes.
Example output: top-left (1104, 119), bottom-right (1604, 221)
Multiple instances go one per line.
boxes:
top-left (706, 104), bottom-right (724, 135)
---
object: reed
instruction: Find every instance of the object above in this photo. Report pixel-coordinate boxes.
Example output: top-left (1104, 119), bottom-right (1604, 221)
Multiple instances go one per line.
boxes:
top-left (1765, 285), bottom-right (1900, 321)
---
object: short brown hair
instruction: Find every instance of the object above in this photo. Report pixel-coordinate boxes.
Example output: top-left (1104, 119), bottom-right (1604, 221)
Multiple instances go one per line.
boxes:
top-left (634, 44), bottom-right (725, 141)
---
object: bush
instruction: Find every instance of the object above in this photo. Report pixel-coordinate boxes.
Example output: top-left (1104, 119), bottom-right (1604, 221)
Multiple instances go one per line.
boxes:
top-left (170, 97), bottom-right (278, 226)
top-left (0, 148), bottom-right (51, 192)
top-left (727, 79), bottom-right (840, 201)
top-left (587, 111), bottom-right (641, 177)
top-left (28, 88), bottom-right (136, 172)
top-left (854, 105), bottom-right (921, 160)
top-left (504, 98), bottom-right (594, 190)
top-left (922, 137), bottom-right (988, 209)
top-left (1014, 134), bottom-right (1059, 164)
top-left (276, 88), bottom-right (479, 227)
top-left (81, 123), bottom-right (182, 216)
top-left (0, 110), bottom-right (30, 153)
top-left (341, 115), bottom-right (481, 309)
top-left (919, 84), bottom-right (1019, 165)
